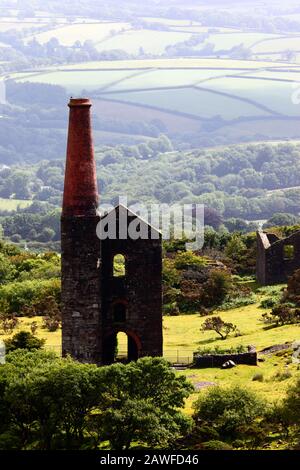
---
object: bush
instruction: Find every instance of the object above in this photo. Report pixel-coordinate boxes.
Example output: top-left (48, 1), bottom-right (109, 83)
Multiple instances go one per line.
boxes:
top-left (196, 344), bottom-right (248, 355)
top-left (0, 279), bottom-right (61, 315)
top-left (260, 298), bottom-right (277, 309)
top-left (30, 321), bottom-right (38, 335)
top-left (262, 305), bottom-right (300, 326)
top-left (43, 315), bottom-right (60, 332)
top-left (272, 370), bottom-right (293, 382)
top-left (202, 270), bottom-right (232, 306)
top-left (202, 440), bottom-right (233, 450)
top-left (0, 315), bottom-right (19, 335)
top-left (252, 373), bottom-right (264, 382)
top-left (279, 376), bottom-right (300, 428)
top-left (220, 294), bottom-right (256, 310)
top-left (174, 251), bottom-right (207, 270)
top-left (4, 331), bottom-right (45, 353)
top-left (193, 385), bottom-right (266, 440)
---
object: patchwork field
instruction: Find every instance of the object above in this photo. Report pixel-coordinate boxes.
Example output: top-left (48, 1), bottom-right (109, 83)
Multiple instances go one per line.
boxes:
top-left (196, 32), bottom-right (281, 51)
top-left (25, 21), bottom-right (131, 46)
top-left (9, 58), bottom-right (300, 139)
top-left (253, 36), bottom-right (300, 54)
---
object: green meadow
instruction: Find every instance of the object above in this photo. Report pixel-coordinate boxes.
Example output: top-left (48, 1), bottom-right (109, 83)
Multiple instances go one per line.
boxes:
top-left (3, 293), bottom-right (299, 413)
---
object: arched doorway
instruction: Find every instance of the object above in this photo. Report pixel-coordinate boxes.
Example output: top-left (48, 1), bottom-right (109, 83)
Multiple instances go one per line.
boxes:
top-left (103, 329), bottom-right (141, 364)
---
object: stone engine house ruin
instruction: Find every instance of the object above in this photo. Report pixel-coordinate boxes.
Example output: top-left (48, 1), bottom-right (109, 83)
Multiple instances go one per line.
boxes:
top-left (61, 98), bottom-right (163, 365)
top-left (256, 230), bottom-right (300, 285)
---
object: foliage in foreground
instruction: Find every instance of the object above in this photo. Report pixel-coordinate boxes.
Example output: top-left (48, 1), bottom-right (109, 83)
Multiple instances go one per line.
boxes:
top-left (0, 352), bottom-right (193, 450)
top-left (193, 385), bottom-right (266, 442)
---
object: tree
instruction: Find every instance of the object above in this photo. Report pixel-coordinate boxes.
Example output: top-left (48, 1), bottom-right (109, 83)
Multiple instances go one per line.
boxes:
top-left (0, 353), bottom-right (193, 450)
top-left (263, 213), bottom-right (300, 228)
top-left (0, 253), bottom-right (16, 284)
top-left (193, 385), bottom-right (266, 441)
top-left (94, 357), bottom-right (193, 450)
top-left (225, 233), bottom-right (247, 262)
top-left (201, 316), bottom-right (237, 340)
top-left (89, 398), bottom-right (175, 450)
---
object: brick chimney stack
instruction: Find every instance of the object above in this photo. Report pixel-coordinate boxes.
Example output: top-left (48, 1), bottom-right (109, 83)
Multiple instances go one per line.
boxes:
top-left (62, 98), bottom-right (98, 216)
top-left (61, 98), bottom-right (102, 364)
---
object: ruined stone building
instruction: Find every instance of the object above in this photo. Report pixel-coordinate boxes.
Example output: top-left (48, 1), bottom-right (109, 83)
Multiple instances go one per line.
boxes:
top-left (61, 98), bottom-right (163, 365)
top-left (256, 230), bottom-right (300, 285)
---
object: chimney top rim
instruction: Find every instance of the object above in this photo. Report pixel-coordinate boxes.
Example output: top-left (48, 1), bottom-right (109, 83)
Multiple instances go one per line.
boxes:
top-left (68, 98), bottom-right (92, 107)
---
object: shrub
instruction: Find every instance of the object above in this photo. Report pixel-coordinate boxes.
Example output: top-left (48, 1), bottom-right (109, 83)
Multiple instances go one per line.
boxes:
top-left (262, 305), bottom-right (300, 326)
top-left (4, 331), bottom-right (45, 353)
top-left (272, 370), bottom-right (293, 382)
top-left (174, 251), bottom-right (207, 270)
top-left (193, 385), bottom-right (266, 440)
top-left (0, 315), bottom-right (19, 335)
top-left (30, 321), bottom-right (38, 335)
top-left (220, 294), bottom-right (256, 310)
top-left (202, 440), bottom-right (232, 450)
top-left (163, 300), bottom-right (180, 316)
top-left (0, 279), bottom-right (61, 315)
top-left (196, 344), bottom-right (248, 355)
top-left (260, 298), bottom-right (277, 309)
top-left (279, 376), bottom-right (300, 428)
top-left (252, 373), bottom-right (264, 382)
top-left (42, 315), bottom-right (60, 332)
top-left (202, 269), bottom-right (232, 306)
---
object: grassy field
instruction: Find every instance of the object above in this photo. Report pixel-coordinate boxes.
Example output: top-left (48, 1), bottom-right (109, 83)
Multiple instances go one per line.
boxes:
top-left (203, 77), bottom-right (297, 115)
top-left (96, 29), bottom-right (192, 55)
top-left (103, 87), bottom-right (272, 119)
top-left (2, 293), bottom-right (299, 412)
top-left (0, 20), bottom-right (48, 32)
top-left (25, 22), bottom-right (131, 46)
top-left (11, 58), bottom-right (300, 124)
top-left (0, 198), bottom-right (32, 211)
top-left (198, 32), bottom-right (280, 51)
top-left (253, 36), bottom-right (300, 53)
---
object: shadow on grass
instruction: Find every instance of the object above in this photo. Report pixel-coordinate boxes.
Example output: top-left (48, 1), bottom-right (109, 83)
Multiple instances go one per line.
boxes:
top-left (196, 337), bottom-right (221, 346)
top-left (262, 324), bottom-right (280, 331)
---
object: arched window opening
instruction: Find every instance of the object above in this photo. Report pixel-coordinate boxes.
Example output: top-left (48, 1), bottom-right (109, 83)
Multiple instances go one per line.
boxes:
top-left (115, 332), bottom-right (139, 363)
top-left (103, 331), bottom-right (141, 365)
top-left (284, 245), bottom-right (295, 260)
top-left (113, 302), bottom-right (126, 323)
top-left (113, 254), bottom-right (126, 277)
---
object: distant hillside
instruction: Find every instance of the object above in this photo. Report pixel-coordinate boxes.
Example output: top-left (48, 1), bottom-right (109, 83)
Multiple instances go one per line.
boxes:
top-left (1, 141), bottom-right (300, 231)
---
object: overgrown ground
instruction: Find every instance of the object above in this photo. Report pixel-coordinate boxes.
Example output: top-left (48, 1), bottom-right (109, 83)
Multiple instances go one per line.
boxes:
top-left (2, 285), bottom-right (299, 415)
